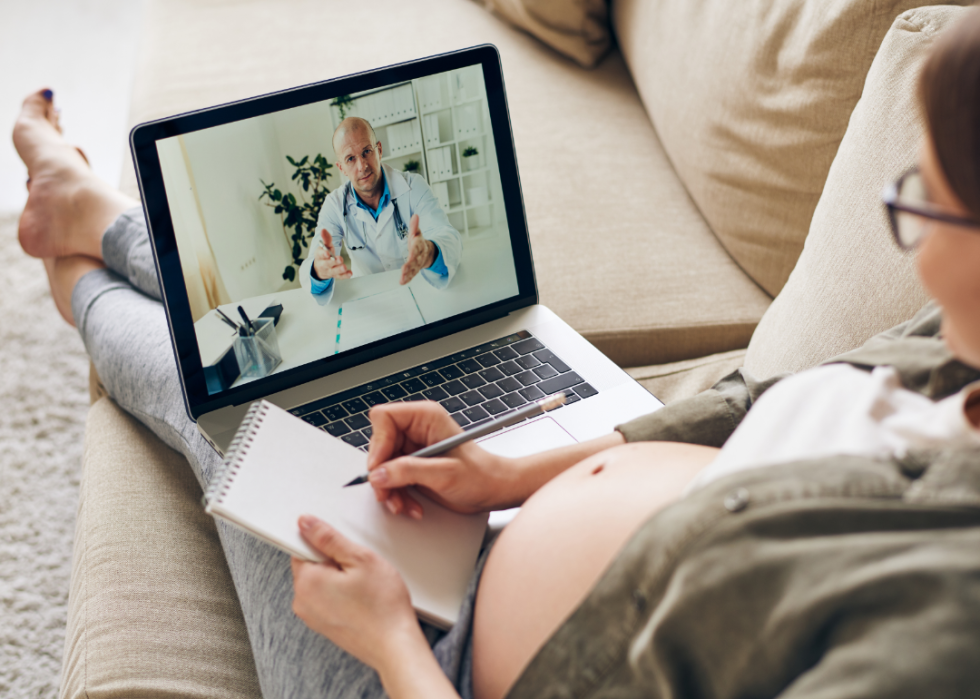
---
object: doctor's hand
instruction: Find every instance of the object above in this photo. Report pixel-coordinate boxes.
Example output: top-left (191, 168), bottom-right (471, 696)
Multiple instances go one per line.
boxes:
top-left (312, 229), bottom-right (352, 282)
top-left (365, 401), bottom-right (521, 518)
top-left (399, 214), bottom-right (436, 285)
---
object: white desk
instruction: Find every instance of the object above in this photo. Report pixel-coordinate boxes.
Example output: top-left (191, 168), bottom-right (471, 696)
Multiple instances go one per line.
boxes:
top-left (195, 235), bottom-right (519, 387)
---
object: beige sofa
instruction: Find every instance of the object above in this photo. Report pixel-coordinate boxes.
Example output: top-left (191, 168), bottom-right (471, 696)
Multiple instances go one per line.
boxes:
top-left (61, 0), bottom-right (971, 696)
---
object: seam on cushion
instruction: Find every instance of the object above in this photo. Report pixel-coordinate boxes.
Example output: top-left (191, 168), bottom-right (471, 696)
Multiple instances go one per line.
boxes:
top-left (896, 6), bottom-right (949, 38)
top-left (582, 320), bottom-right (760, 337)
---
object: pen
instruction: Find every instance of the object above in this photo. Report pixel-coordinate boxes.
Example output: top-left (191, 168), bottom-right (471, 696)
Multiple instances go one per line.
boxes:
top-left (342, 392), bottom-right (569, 487)
top-left (238, 306), bottom-right (256, 335)
top-left (215, 307), bottom-right (240, 332)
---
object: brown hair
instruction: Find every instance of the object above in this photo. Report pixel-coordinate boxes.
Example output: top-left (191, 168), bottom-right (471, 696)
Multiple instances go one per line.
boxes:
top-left (919, 7), bottom-right (980, 219)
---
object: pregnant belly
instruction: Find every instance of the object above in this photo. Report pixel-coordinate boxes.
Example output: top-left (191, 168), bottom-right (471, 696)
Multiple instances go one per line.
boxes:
top-left (471, 441), bottom-right (720, 699)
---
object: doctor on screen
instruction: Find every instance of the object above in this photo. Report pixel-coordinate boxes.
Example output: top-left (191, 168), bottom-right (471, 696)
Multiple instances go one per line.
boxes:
top-left (299, 116), bottom-right (462, 305)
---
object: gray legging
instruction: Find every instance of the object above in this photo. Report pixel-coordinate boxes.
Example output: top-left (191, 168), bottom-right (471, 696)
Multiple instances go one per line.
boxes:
top-left (72, 207), bottom-right (487, 698)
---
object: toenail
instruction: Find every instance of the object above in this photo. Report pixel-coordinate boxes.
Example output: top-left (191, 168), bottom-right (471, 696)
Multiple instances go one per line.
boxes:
top-left (42, 89), bottom-right (53, 101)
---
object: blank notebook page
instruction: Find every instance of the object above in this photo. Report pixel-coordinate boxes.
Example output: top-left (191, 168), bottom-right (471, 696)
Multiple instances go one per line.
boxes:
top-left (206, 400), bottom-right (488, 627)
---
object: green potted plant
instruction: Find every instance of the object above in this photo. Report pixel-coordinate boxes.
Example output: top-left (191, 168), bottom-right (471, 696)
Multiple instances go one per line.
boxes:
top-left (403, 159), bottom-right (421, 174)
top-left (259, 154), bottom-right (333, 282)
top-left (331, 94), bottom-right (355, 120)
top-left (462, 145), bottom-right (480, 172)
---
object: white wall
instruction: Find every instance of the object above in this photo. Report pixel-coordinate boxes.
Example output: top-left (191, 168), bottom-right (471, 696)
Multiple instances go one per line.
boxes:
top-left (181, 120), bottom-right (293, 301)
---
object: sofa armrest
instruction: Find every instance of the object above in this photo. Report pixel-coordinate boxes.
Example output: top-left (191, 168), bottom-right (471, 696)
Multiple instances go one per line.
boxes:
top-left (61, 397), bottom-right (260, 699)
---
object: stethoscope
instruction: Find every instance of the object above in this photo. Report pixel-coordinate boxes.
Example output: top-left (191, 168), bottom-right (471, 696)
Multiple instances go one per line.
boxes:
top-left (338, 180), bottom-right (409, 253)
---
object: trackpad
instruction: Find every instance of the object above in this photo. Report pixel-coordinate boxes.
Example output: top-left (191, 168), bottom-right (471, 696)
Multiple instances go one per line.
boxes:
top-left (478, 417), bottom-right (577, 528)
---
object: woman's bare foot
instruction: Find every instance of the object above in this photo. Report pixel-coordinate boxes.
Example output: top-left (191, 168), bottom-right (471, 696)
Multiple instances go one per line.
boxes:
top-left (13, 88), bottom-right (137, 260)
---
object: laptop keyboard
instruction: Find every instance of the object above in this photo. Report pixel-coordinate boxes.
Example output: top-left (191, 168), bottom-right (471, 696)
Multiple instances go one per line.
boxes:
top-left (287, 331), bottom-right (598, 451)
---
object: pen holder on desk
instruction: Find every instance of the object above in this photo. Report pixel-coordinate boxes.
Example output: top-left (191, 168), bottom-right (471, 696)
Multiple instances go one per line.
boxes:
top-left (233, 317), bottom-right (282, 380)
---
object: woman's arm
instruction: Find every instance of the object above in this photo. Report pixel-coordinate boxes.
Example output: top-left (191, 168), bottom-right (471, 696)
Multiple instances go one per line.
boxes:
top-left (291, 516), bottom-right (461, 699)
top-left (365, 401), bottom-right (625, 517)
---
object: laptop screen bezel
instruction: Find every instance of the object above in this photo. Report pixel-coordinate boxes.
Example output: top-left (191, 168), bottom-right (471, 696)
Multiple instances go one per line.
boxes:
top-left (130, 45), bottom-right (538, 421)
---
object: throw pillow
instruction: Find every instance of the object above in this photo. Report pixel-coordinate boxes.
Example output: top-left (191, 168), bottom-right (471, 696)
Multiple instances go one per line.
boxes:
top-left (743, 6), bottom-right (969, 379)
top-left (476, 0), bottom-right (612, 68)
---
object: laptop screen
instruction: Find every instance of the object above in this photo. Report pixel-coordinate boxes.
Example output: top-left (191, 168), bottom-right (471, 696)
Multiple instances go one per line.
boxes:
top-left (132, 47), bottom-right (537, 419)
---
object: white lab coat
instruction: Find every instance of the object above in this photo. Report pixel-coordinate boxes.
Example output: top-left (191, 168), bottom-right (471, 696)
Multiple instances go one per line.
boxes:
top-left (299, 164), bottom-right (462, 305)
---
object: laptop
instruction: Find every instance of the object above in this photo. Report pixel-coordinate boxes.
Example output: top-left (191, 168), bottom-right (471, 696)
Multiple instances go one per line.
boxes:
top-left (130, 45), bottom-right (663, 483)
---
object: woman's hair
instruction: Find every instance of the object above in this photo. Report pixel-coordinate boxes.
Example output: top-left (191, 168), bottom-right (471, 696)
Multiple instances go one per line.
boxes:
top-left (919, 7), bottom-right (980, 219)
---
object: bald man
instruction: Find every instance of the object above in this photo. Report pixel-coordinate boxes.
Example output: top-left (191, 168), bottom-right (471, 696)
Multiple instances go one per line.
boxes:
top-left (299, 117), bottom-right (463, 305)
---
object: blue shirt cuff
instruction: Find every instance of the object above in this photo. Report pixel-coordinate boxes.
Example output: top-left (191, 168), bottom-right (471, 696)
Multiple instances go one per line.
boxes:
top-left (310, 274), bottom-right (333, 295)
top-left (428, 244), bottom-right (448, 277)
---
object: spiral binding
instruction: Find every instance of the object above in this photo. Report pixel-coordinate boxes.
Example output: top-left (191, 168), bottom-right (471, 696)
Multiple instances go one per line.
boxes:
top-left (203, 400), bottom-right (270, 509)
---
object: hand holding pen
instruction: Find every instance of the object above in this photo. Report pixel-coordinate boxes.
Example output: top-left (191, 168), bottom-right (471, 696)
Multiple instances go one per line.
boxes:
top-left (347, 394), bottom-right (567, 519)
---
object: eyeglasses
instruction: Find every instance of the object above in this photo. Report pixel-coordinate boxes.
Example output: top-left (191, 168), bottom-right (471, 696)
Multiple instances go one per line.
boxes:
top-left (882, 167), bottom-right (980, 249)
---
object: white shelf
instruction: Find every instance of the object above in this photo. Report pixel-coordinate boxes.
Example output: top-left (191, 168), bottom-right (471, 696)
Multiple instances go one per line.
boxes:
top-left (333, 68), bottom-right (495, 238)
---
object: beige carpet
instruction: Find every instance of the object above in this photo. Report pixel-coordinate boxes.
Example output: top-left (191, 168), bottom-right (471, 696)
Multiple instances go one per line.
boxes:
top-left (0, 211), bottom-right (90, 697)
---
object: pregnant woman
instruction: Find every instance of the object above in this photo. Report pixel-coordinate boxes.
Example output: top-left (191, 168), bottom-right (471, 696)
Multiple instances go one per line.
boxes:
top-left (13, 7), bottom-right (980, 699)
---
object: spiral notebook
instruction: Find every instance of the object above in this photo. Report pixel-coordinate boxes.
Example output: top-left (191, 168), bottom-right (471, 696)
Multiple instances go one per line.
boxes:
top-left (204, 400), bottom-right (489, 628)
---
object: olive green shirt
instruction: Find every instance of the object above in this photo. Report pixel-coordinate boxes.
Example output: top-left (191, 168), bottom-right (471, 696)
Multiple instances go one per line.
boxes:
top-left (507, 303), bottom-right (980, 699)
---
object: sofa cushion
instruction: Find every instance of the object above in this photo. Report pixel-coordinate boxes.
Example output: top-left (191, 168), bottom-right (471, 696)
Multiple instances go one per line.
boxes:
top-left (476, 0), bottom-right (612, 67)
top-left (612, 0), bottom-right (972, 298)
top-left (626, 348), bottom-right (747, 405)
top-left (121, 0), bottom-right (770, 368)
top-left (61, 398), bottom-right (261, 699)
top-left (743, 6), bottom-right (968, 380)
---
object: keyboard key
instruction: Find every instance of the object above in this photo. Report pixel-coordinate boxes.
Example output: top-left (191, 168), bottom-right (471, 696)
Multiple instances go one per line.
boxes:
top-left (537, 372), bottom-right (584, 396)
top-left (401, 378), bottom-right (426, 393)
top-left (478, 384), bottom-right (504, 400)
top-left (478, 367), bottom-right (504, 383)
top-left (533, 364), bottom-right (558, 380)
top-left (519, 385), bottom-right (545, 401)
top-left (341, 398), bottom-right (368, 414)
top-left (439, 364), bottom-right (465, 381)
top-left (381, 385), bottom-right (408, 401)
top-left (515, 370), bottom-right (541, 386)
top-left (513, 337), bottom-right (545, 355)
top-left (301, 411), bottom-right (327, 427)
top-left (460, 374), bottom-right (487, 390)
top-left (423, 386), bottom-right (449, 401)
top-left (325, 421), bottom-right (352, 437)
top-left (342, 431), bottom-right (369, 448)
top-left (345, 413), bottom-right (370, 430)
top-left (494, 346), bottom-right (519, 361)
top-left (403, 393), bottom-right (426, 402)
top-left (440, 396), bottom-right (466, 413)
top-left (498, 360), bottom-right (522, 376)
top-left (565, 392), bottom-right (581, 405)
top-left (475, 352), bottom-right (501, 368)
top-left (497, 376), bottom-right (522, 393)
top-left (451, 413), bottom-right (470, 427)
top-left (463, 406), bottom-right (490, 422)
top-left (501, 392), bottom-right (527, 409)
top-left (460, 390), bottom-right (485, 406)
top-left (515, 355), bottom-right (541, 370)
top-left (457, 358), bottom-right (482, 374)
top-left (362, 425), bottom-right (373, 438)
top-left (420, 371), bottom-right (445, 387)
top-left (533, 349), bottom-right (571, 373)
top-left (464, 418), bottom-right (491, 431)
top-left (323, 405), bottom-right (349, 422)
top-left (442, 379), bottom-right (467, 396)
top-left (575, 383), bottom-right (598, 399)
top-left (362, 391), bottom-right (388, 407)
top-left (482, 398), bottom-right (508, 416)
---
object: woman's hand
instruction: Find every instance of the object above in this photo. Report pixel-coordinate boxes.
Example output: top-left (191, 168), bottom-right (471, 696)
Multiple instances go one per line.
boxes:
top-left (291, 515), bottom-right (424, 672)
top-left (366, 401), bottom-right (521, 518)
